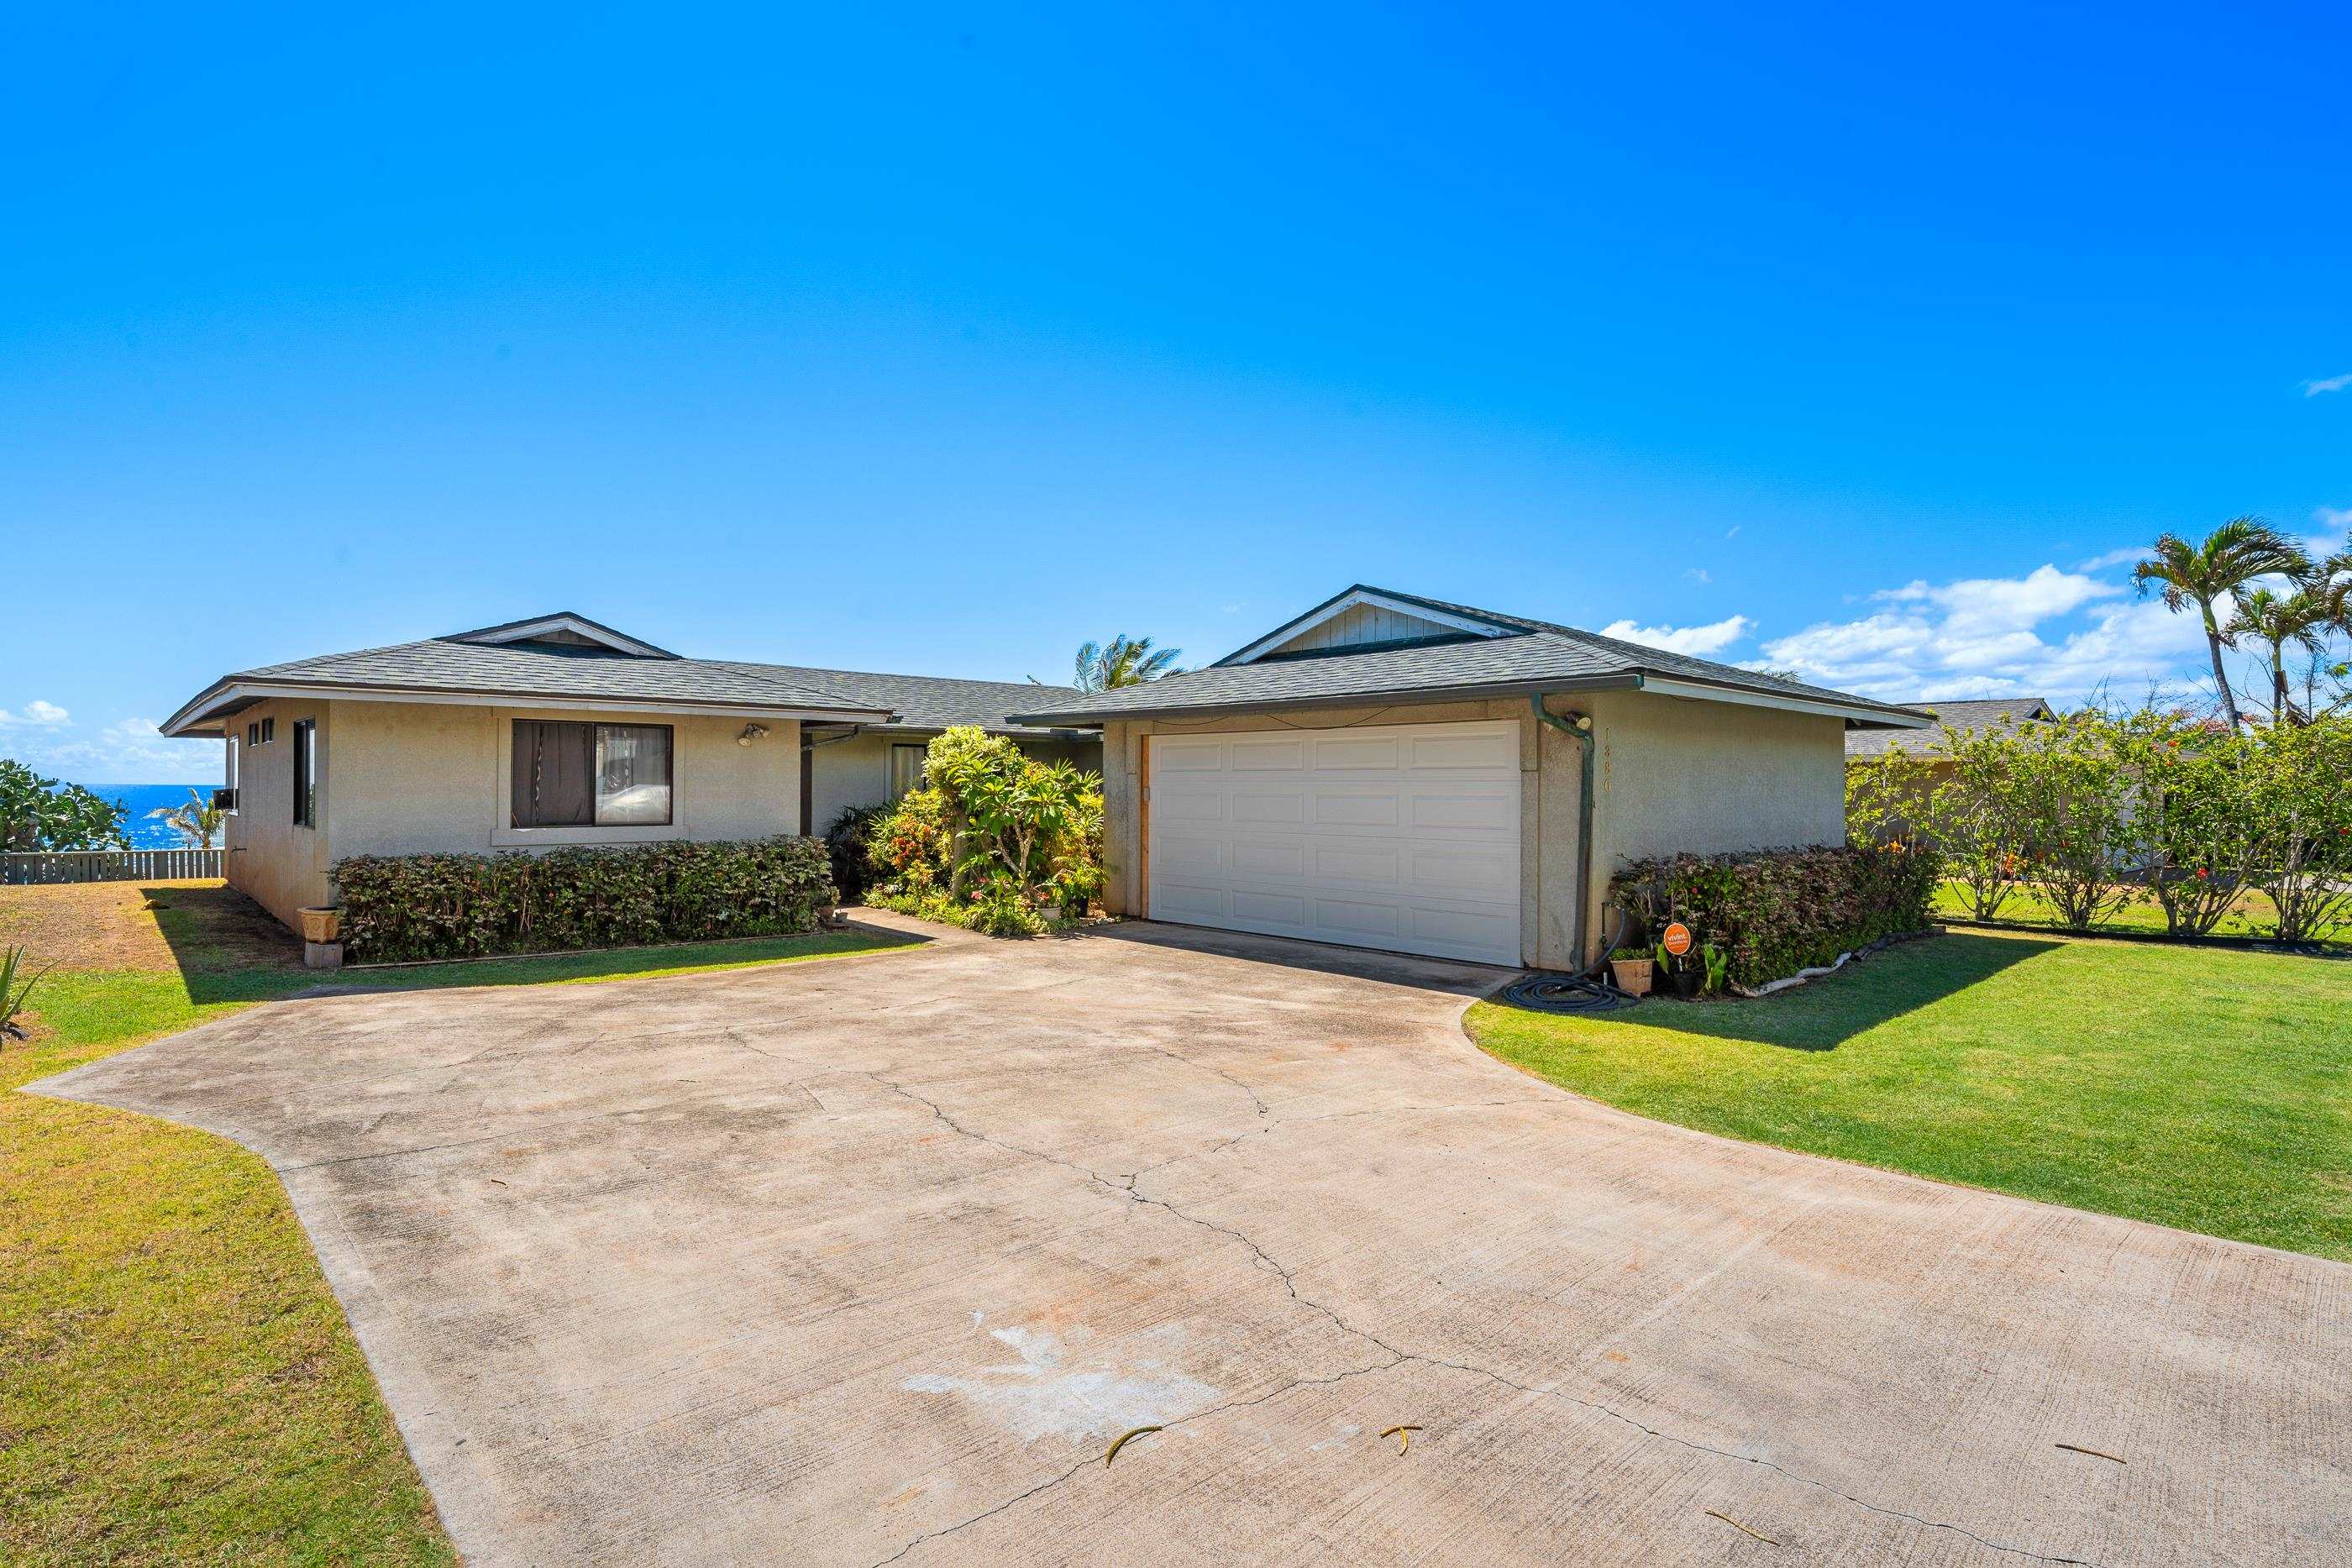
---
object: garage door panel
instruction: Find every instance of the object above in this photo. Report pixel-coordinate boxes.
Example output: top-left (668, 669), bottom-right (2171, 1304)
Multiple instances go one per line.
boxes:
top-left (1314, 897), bottom-right (1404, 939)
top-left (1409, 789), bottom-right (1515, 832)
top-left (1231, 839), bottom-right (1306, 878)
top-left (1311, 735), bottom-right (1402, 769)
top-left (1409, 730), bottom-right (1517, 769)
top-left (1158, 790), bottom-right (1227, 822)
top-left (1149, 720), bottom-right (1522, 968)
top-left (1410, 904), bottom-right (1518, 952)
top-left (1409, 844), bottom-right (1515, 897)
top-left (1231, 889), bottom-right (1309, 926)
top-left (1231, 790), bottom-right (1306, 825)
top-left (1311, 791), bottom-right (1400, 827)
top-left (1157, 835), bottom-right (1226, 875)
top-left (1152, 880), bottom-right (1228, 921)
top-left (1312, 842), bottom-right (1401, 884)
top-left (1228, 738), bottom-right (1306, 771)
top-left (1158, 740), bottom-right (1227, 771)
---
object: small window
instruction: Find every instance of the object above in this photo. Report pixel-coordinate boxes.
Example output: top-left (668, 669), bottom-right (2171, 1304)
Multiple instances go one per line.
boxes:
top-left (890, 743), bottom-right (927, 800)
top-left (249, 716), bottom-right (274, 746)
top-left (223, 737), bottom-right (240, 815)
top-left (291, 719), bottom-right (317, 828)
top-left (511, 721), bottom-right (673, 828)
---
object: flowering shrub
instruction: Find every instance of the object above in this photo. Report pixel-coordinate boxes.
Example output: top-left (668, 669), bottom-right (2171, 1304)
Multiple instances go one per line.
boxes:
top-left (333, 837), bottom-right (835, 962)
top-left (1610, 843), bottom-right (1940, 989)
top-left (865, 726), bottom-right (1106, 936)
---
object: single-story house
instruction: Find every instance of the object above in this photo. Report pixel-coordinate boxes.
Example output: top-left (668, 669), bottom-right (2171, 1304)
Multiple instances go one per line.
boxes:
top-left (1012, 585), bottom-right (1931, 970)
top-left (160, 612), bottom-right (1099, 930)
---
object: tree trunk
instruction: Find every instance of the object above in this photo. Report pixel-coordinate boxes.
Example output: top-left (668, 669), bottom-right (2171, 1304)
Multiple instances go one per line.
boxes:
top-left (2201, 602), bottom-right (2241, 729)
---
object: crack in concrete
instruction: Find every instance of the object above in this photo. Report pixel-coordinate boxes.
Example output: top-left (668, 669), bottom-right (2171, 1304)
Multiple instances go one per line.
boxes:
top-left (864, 1356), bottom-right (1407, 1568)
top-left (1142, 1044), bottom-right (1269, 1119)
top-left (864, 1076), bottom-right (2109, 1568)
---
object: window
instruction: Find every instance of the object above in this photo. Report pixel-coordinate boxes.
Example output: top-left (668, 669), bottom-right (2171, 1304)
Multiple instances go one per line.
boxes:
top-left (511, 721), bottom-right (672, 828)
top-left (223, 737), bottom-right (239, 815)
top-left (246, 716), bottom-right (273, 747)
top-left (262, 716), bottom-right (274, 744)
top-left (291, 719), bottom-right (317, 828)
top-left (890, 743), bottom-right (927, 800)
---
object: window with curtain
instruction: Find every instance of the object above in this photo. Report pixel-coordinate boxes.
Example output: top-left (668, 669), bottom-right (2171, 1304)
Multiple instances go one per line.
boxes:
top-left (511, 721), bottom-right (673, 828)
top-left (890, 742), bottom-right (927, 800)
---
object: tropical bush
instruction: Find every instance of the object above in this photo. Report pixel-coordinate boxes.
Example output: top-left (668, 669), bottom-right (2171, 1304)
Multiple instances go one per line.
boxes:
top-left (333, 836), bottom-right (834, 962)
top-left (1610, 843), bottom-right (1940, 989)
top-left (823, 804), bottom-right (888, 901)
top-left (864, 726), bottom-right (1105, 936)
top-left (2003, 716), bottom-right (2139, 931)
top-left (0, 758), bottom-right (128, 852)
top-left (1875, 708), bottom-right (2352, 944)
top-left (2242, 719), bottom-right (2352, 942)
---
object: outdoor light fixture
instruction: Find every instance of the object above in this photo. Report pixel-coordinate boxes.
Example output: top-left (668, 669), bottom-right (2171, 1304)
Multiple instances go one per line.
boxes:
top-left (738, 723), bottom-right (769, 747)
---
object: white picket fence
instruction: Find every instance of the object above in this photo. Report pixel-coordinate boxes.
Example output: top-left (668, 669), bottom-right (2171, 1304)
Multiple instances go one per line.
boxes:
top-left (1, 847), bottom-right (224, 884)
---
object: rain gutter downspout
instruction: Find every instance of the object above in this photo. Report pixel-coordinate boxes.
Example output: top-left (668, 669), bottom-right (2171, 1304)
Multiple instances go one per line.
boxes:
top-left (1530, 694), bottom-right (1599, 968)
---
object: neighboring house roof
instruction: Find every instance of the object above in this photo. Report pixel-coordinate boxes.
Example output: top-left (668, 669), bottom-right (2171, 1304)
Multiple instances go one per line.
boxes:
top-left (160, 619), bottom-right (1093, 738)
top-left (1844, 697), bottom-right (2056, 759)
top-left (1010, 585), bottom-right (1933, 728)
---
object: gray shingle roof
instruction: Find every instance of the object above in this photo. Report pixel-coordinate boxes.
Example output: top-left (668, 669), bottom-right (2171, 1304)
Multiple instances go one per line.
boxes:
top-left (165, 627), bottom-right (1094, 737)
top-left (715, 663), bottom-right (1092, 736)
top-left (1845, 698), bottom-right (2055, 758)
top-left (1011, 585), bottom-right (1933, 726)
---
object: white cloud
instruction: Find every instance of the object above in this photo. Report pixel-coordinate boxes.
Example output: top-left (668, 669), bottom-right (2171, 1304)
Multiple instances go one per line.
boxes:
top-left (0, 699), bottom-right (70, 726)
top-left (3, 712), bottom-right (222, 785)
top-left (1599, 613), bottom-right (1752, 657)
top-left (2076, 547), bottom-right (2145, 571)
top-left (2302, 373), bottom-right (2352, 396)
top-left (1683, 568), bottom-right (1711, 585)
top-left (1761, 562), bottom-right (2208, 704)
top-left (2315, 506), bottom-right (2352, 530)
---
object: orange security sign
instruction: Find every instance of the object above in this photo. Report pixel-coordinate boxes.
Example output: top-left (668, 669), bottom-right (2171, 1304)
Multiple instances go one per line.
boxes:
top-left (1661, 921), bottom-right (1693, 957)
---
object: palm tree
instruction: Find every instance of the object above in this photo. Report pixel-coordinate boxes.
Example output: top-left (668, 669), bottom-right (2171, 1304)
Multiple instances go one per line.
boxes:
top-left (2131, 518), bottom-right (2307, 729)
top-left (147, 788), bottom-right (225, 849)
top-left (1074, 636), bottom-right (1182, 693)
top-left (2226, 586), bottom-right (2331, 723)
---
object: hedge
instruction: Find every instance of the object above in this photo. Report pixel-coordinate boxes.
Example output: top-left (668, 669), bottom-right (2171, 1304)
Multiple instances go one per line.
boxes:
top-left (332, 837), bottom-right (836, 963)
top-left (1609, 844), bottom-right (1940, 989)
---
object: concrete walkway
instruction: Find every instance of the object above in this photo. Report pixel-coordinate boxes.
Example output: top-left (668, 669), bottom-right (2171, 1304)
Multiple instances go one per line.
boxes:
top-left (31, 917), bottom-right (2346, 1565)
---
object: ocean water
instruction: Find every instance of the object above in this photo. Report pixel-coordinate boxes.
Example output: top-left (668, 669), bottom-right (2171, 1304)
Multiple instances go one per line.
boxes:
top-left (72, 784), bottom-right (223, 849)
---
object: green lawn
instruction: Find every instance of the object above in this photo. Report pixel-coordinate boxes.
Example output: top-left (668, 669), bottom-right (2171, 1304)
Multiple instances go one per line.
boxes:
top-left (1468, 929), bottom-right (2352, 1261)
top-left (2, 882), bottom-right (909, 1565)
top-left (1929, 878), bottom-right (2350, 946)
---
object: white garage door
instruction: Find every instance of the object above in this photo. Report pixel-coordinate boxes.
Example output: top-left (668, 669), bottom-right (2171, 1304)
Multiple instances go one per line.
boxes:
top-left (1147, 719), bottom-right (1522, 967)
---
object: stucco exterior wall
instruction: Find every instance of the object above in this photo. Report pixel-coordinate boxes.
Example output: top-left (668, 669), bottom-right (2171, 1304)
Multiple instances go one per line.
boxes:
top-left (221, 696), bottom-right (333, 928)
top-left (806, 732), bottom-right (1103, 836)
top-left (227, 700), bottom-right (805, 931)
top-left (1583, 690), bottom-right (1848, 946)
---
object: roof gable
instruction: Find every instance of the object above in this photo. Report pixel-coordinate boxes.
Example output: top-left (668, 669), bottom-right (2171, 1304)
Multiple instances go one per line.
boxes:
top-left (446, 612), bottom-right (678, 659)
top-left (1218, 586), bottom-right (1522, 667)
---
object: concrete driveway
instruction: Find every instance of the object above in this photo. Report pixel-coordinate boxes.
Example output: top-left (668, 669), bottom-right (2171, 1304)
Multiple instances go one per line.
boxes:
top-left (32, 917), bottom-right (2346, 1566)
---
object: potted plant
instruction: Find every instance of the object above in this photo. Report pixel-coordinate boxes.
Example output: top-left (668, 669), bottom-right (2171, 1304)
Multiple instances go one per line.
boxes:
top-left (1607, 947), bottom-right (1652, 996)
top-left (298, 906), bottom-right (341, 945)
top-left (1657, 941), bottom-right (1703, 999)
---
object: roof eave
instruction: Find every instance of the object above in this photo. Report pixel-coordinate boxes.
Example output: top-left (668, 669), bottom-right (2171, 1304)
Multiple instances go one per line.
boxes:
top-left (160, 676), bottom-right (895, 737)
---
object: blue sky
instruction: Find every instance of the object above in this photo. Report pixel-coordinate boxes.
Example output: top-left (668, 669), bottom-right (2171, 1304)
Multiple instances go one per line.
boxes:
top-left (6, 2), bottom-right (2347, 782)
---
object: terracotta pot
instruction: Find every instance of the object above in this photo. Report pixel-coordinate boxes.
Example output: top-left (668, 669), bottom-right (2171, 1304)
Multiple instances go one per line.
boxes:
top-left (1608, 957), bottom-right (1652, 996)
top-left (298, 906), bottom-right (341, 944)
